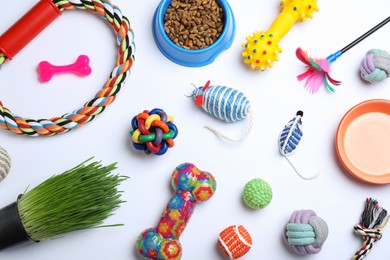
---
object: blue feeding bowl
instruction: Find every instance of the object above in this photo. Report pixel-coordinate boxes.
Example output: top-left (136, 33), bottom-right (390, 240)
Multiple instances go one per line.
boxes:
top-left (152, 0), bottom-right (236, 67)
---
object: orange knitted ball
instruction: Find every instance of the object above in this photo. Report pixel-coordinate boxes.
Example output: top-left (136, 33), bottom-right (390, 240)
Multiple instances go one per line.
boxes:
top-left (218, 225), bottom-right (252, 259)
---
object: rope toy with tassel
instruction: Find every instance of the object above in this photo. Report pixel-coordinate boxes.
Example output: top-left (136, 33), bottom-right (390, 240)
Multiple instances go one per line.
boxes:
top-left (296, 16), bottom-right (390, 93)
top-left (0, 0), bottom-right (135, 136)
top-left (130, 108), bottom-right (178, 155)
top-left (242, 0), bottom-right (319, 70)
top-left (278, 110), bottom-right (318, 180)
top-left (284, 209), bottom-right (329, 255)
top-left (353, 198), bottom-right (389, 259)
top-left (190, 80), bottom-right (253, 142)
top-left (360, 49), bottom-right (390, 83)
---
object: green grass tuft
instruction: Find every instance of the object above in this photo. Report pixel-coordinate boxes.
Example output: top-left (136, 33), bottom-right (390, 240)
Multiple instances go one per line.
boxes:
top-left (17, 157), bottom-right (128, 241)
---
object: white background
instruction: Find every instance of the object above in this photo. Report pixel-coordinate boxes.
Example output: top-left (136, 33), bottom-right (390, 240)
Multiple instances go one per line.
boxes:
top-left (1, 0), bottom-right (390, 259)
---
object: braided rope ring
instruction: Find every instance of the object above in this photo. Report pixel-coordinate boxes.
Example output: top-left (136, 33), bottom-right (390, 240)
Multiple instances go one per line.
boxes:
top-left (0, 0), bottom-right (135, 136)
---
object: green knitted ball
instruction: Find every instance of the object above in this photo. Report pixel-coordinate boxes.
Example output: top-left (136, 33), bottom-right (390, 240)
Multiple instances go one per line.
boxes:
top-left (243, 178), bottom-right (272, 209)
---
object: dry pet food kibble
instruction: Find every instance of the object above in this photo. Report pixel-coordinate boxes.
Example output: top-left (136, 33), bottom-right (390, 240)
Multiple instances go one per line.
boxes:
top-left (164, 0), bottom-right (224, 50)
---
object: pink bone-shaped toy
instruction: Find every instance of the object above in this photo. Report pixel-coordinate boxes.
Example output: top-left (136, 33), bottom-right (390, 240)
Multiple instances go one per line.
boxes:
top-left (136, 163), bottom-right (217, 260)
top-left (37, 54), bottom-right (92, 82)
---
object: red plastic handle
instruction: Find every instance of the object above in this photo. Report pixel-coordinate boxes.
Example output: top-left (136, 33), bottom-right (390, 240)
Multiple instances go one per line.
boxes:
top-left (0, 0), bottom-right (61, 59)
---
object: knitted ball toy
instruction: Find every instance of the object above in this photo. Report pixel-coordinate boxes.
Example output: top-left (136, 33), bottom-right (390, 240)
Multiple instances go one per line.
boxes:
top-left (218, 225), bottom-right (252, 259)
top-left (243, 178), bottom-right (272, 209)
top-left (360, 49), bottom-right (390, 83)
top-left (284, 209), bottom-right (328, 255)
top-left (0, 146), bottom-right (11, 182)
top-left (130, 108), bottom-right (178, 155)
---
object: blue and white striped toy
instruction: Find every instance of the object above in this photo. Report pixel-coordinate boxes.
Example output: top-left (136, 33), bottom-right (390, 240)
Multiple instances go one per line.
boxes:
top-left (192, 81), bottom-right (253, 142)
top-left (279, 111), bottom-right (304, 156)
top-left (278, 111), bottom-right (317, 180)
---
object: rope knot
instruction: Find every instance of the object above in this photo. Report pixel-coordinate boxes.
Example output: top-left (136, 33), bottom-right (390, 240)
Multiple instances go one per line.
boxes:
top-left (354, 224), bottom-right (383, 241)
top-left (360, 49), bottom-right (390, 83)
top-left (130, 108), bottom-right (178, 155)
top-left (284, 209), bottom-right (328, 255)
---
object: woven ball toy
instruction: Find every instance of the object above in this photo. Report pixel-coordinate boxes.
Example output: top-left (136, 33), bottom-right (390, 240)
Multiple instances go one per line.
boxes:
top-left (243, 178), bottom-right (272, 209)
top-left (284, 209), bottom-right (328, 255)
top-left (0, 0), bottom-right (135, 136)
top-left (0, 146), bottom-right (11, 182)
top-left (360, 49), bottom-right (390, 83)
top-left (130, 108), bottom-right (178, 155)
top-left (218, 225), bottom-right (252, 259)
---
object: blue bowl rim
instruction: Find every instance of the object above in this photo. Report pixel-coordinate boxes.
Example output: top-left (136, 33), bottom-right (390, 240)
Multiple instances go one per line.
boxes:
top-left (153, 0), bottom-right (236, 67)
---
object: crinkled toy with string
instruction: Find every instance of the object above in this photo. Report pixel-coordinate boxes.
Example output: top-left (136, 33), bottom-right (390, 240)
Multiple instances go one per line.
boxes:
top-left (278, 111), bottom-right (318, 180)
top-left (0, 0), bottom-right (135, 136)
top-left (130, 108), bottom-right (178, 155)
top-left (190, 80), bottom-right (253, 142)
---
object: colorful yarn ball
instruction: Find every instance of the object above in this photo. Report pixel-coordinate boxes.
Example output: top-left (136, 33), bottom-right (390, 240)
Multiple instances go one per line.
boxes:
top-left (0, 146), bottom-right (11, 182)
top-left (243, 178), bottom-right (272, 209)
top-left (284, 209), bottom-right (328, 255)
top-left (218, 225), bottom-right (252, 259)
top-left (130, 108), bottom-right (178, 155)
top-left (360, 49), bottom-right (390, 83)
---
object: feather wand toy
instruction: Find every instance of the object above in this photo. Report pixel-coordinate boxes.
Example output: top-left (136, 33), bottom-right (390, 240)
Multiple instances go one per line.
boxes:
top-left (0, 158), bottom-right (127, 250)
top-left (296, 15), bottom-right (390, 93)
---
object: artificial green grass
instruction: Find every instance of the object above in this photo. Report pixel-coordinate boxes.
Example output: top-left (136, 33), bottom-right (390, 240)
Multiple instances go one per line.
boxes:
top-left (17, 158), bottom-right (127, 241)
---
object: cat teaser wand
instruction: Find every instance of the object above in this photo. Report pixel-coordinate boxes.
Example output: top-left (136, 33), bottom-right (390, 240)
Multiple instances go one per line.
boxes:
top-left (296, 15), bottom-right (390, 93)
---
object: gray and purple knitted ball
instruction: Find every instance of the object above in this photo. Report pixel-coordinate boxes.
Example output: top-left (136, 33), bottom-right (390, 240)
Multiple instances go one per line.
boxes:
top-left (0, 147), bottom-right (11, 182)
top-left (284, 209), bottom-right (328, 255)
top-left (360, 49), bottom-right (390, 83)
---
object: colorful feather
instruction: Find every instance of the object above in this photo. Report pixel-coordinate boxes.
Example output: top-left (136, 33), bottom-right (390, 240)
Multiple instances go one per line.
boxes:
top-left (296, 47), bottom-right (341, 93)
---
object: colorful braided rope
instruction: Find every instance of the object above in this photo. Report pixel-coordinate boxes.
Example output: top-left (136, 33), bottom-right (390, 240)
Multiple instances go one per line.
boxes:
top-left (353, 224), bottom-right (383, 259)
top-left (352, 198), bottom-right (389, 259)
top-left (130, 108), bottom-right (178, 155)
top-left (0, 0), bottom-right (135, 136)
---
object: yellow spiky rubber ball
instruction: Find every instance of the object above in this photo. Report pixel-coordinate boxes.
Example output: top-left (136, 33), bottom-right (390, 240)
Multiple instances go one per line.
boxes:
top-left (281, 0), bottom-right (319, 22)
top-left (242, 31), bottom-right (283, 70)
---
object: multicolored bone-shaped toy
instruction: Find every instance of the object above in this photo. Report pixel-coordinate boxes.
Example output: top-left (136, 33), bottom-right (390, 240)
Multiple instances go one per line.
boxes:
top-left (136, 163), bottom-right (217, 260)
top-left (242, 0), bottom-right (319, 70)
top-left (37, 55), bottom-right (92, 82)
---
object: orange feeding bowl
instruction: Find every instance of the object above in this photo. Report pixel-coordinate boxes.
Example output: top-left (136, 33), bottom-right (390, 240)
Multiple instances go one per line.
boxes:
top-left (336, 99), bottom-right (390, 184)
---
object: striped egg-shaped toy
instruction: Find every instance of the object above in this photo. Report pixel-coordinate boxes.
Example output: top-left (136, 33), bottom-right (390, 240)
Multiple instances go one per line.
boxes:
top-left (192, 81), bottom-right (253, 142)
top-left (193, 81), bottom-right (251, 123)
top-left (0, 146), bottom-right (11, 182)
